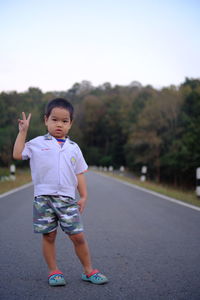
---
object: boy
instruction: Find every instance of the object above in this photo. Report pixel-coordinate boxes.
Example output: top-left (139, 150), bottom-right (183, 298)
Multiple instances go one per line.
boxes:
top-left (13, 98), bottom-right (108, 286)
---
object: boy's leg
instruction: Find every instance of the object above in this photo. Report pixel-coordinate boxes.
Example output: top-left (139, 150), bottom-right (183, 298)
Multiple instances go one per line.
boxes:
top-left (69, 232), bottom-right (93, 274)
top-left (42, 230), bottom-right (59, 273)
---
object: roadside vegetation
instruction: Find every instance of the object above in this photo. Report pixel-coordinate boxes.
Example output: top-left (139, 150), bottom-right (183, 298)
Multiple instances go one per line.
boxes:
top-left (1, 167), bottom-right (199, 208)
top-left (96, 170), bottom-right (200, 208)
top-left (0, 168), bottom-right (31, 194)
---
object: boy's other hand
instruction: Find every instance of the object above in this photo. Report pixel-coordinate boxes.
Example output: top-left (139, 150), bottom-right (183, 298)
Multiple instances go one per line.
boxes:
top-left (77, 197), bottom-right (87, 214)
top-left (18, 112), bottom-right (31, 132)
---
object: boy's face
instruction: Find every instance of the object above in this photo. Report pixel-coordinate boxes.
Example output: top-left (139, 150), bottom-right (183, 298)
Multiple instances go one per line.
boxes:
top-left (45, 107), bottom-right (72, 139)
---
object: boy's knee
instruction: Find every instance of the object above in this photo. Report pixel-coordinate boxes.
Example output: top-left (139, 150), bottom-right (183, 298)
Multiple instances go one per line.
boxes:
top-left (43, 230), bottom-right (57, 243)
top-left (69, 233), bottom-right (86, 246)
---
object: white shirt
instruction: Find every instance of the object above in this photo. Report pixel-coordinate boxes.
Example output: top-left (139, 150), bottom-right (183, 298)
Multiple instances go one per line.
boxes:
top-left (22, 133), bottom-right (88, 198)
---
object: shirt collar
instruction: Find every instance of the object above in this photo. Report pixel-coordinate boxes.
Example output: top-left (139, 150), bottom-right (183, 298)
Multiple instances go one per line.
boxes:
top-left (44, 133), bottom-right (53, 140)
top-left (44, 133), bottom-right (69, 141)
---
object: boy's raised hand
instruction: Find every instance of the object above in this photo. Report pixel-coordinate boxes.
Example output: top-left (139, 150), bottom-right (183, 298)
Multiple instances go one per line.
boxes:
top-left (18, 112), bottom-right (31, 132)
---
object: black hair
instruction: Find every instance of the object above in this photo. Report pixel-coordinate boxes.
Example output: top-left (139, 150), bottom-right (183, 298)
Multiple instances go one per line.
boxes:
top-left (45, 98), bottom-right (74, 121)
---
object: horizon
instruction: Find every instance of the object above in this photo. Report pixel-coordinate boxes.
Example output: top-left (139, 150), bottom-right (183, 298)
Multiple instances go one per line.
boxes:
top-left (1, 77), bottom-right (199, 94)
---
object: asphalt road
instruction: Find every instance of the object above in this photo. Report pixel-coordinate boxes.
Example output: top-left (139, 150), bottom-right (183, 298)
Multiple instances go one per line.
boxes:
top-left (0, 171), bottom-right (200, 300)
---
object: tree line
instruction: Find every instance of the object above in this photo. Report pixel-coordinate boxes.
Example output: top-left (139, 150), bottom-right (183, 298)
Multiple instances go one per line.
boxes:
top-left (0, 78), bottom-right (200, 188)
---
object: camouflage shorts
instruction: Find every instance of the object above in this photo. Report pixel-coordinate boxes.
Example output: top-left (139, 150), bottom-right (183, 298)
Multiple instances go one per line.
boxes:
top-left (33, 195), bottom-right (84, 235)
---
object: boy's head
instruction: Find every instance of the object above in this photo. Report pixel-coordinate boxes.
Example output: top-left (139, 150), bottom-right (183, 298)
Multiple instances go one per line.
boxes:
top-left (44, 98), bottom-right (74, 139)
top-left (45, 98), bottom-right (74, 121)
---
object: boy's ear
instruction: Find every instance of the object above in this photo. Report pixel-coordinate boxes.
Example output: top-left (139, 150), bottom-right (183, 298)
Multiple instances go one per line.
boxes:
top-left (68, 120), bottom-right (73, 130)
top-left (44, 115), bottom-right (48, 125)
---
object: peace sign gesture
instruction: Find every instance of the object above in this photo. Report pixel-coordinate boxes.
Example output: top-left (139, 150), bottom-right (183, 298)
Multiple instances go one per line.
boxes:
top-left (18, 112), bottom-right (32, 132)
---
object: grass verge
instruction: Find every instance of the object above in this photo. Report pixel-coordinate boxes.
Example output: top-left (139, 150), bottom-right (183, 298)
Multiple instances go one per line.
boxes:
top-left (0, 168), bottom-right (32, 195)
top-left (1, 168), bottom-right (200, 209)
top-left (97, 171), bottom-right (200, 208)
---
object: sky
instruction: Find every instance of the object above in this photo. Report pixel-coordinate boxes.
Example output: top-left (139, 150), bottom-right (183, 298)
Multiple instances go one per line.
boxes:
top-left (0, 0), bottom-right (200, 92)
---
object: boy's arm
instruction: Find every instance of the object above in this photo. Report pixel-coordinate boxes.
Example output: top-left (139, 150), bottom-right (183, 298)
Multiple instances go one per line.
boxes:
top-left (13, 112), bottom-right (31, 160)
top-left (77, 172), bottom-right (88, 214)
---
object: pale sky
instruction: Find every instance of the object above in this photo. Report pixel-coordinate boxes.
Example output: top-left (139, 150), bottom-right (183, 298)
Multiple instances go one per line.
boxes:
top-left (0, 0), bottom-right (199, 92)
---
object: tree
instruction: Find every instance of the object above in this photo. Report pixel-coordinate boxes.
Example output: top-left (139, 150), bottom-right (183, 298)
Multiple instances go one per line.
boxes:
top-left (166, 79), bottom-right (200, 186)
top-left (126, 88), bottom-right (183, 182)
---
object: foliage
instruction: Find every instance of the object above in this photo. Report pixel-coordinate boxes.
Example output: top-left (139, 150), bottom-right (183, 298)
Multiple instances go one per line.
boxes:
top-left (0, 78), bottom-right (200, 188)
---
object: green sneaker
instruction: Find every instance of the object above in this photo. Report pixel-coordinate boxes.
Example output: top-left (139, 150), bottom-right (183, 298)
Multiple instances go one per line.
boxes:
top-left (48, 270), bottom-right (66, 286)
top-left (81, 269), bottom-right (108, 284)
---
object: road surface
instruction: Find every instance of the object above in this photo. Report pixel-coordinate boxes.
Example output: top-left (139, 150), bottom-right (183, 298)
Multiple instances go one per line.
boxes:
top-left (0, 171), bottom-right (200, 300)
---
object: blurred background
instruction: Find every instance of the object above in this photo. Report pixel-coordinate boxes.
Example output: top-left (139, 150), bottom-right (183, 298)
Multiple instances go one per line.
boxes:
top-left (0, 0), bottom-right (200, 189)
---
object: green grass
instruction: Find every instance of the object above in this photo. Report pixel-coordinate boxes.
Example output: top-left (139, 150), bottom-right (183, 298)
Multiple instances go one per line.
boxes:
top-left (1, 167), bottom-right (200, 208)
top-left (97, 171), bottom-right (200, 208)
top-left (0, 168), bottom-right (32, 194)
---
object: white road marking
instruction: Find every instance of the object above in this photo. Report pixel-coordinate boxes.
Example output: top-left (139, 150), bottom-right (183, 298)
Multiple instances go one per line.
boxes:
top-left (97, 172), bottom-right (200, 212)
top-left (0, 182), bottom-right (33, 198)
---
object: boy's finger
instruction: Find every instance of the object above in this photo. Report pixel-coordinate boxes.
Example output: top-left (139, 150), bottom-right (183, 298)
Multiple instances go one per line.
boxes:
top-left (27, 113), bottom-right (32, 122)
top-left (22, 112), bottom-right (26, 120)
top-left (77, 203), bottom-right (82, 212)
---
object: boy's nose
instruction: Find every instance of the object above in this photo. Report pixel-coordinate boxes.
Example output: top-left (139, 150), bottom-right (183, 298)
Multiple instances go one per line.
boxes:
top-left (56, 121), bottom-right (62, 127)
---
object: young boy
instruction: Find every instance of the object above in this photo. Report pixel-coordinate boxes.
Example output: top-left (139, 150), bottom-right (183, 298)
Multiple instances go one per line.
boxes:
top-left (13, 98), bottom-right (108, 286)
